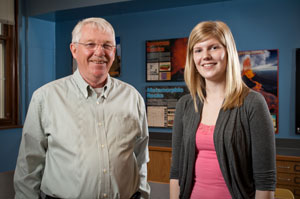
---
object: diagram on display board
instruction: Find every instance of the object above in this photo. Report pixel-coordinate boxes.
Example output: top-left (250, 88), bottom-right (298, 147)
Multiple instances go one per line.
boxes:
top-left (146, 86), bottom-right (189, 128)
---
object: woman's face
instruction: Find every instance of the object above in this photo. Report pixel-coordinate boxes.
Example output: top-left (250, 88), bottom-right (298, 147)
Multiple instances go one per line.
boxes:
top-left (193, 37), bottom-right (227, 84)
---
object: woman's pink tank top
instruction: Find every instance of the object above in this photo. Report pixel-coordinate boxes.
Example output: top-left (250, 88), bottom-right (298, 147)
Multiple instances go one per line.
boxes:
top-left (190, 123), bottom-right (231, 199)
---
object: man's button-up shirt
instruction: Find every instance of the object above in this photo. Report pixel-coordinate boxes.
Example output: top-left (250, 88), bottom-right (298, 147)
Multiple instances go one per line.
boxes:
top-left (14, 70), bottom-right (150, 199)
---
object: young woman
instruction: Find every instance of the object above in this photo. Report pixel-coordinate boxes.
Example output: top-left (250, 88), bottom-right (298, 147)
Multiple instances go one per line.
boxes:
top-left (169, 21), bottom-right (276, 199)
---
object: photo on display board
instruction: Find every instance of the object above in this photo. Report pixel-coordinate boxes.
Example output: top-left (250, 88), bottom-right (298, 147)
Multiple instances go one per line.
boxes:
top-left (238, 49), bottom-right (279, 133)
top-left (146, 38), bottom-right (188, 81)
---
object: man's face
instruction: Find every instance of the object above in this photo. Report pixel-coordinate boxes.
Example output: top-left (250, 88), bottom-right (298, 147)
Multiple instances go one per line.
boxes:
top-left (70, 24), bottom-right (116, 87)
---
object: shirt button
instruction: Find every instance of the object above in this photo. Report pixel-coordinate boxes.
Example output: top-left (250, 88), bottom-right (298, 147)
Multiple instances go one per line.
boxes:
top-left (103, 169), bottom-right (107, 173)
top-left (101, 144), bottom-right (105, 148)
top-left (96, 101), bottom-right (100, 104)
top-left (98, 122), bottom-right (102, 126)
top-left (103, 193), bottom-right (107, 198)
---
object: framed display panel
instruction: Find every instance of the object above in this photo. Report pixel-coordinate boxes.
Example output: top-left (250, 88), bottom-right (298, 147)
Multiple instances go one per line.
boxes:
top-left (146, 86), bottom-right (189, 128)
top-left (146, 38), bottom-right (188, 81)
top-left (238, 49), bottom-right (279, 133)
top-left (109, 37), bottom-right (121, 77)
top-left (72, 37), bottom-right (121, 77)
top-left (296, 48), bottom-right (300, 134)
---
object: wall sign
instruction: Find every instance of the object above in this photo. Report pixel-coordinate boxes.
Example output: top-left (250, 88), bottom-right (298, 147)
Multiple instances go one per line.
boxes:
top-left (146, 86), bottom-right (189, 128)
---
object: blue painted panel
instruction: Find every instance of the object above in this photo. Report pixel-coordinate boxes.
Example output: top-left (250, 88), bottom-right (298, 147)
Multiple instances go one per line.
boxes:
top-left (0, 129), bottom-right (22, 172)
top-left (27, 17), bottom-right (55, 50)
top-left (26, 18), bottom-right (56, 107)
top-left (55, 21), bottom-right (75, 79)
top-left (27, 47), bottom-right (55, 103)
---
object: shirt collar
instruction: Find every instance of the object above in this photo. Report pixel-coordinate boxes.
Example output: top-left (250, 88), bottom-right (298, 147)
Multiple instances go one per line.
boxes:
top-left (102, 74), bottom-right (111, 99)
top-left (73, 69), bottom-right (112, 99)
top-left (73, 69), bottom-right (90, 98)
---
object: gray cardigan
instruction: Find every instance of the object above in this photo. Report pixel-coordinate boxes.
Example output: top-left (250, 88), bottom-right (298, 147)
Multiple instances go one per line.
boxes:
top-left (170, 90), bottom-right (276, 199)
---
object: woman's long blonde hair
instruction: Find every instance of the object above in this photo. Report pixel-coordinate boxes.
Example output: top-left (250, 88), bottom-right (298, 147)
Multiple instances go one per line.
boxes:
top-left (184, 21), bottom-right (249, 112)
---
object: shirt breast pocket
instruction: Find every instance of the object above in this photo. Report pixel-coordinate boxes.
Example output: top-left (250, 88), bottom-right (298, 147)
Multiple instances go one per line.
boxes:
top-left (114, 114), bottom-right (140, 149)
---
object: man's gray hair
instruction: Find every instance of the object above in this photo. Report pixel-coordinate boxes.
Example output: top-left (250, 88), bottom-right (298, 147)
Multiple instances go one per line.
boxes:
top-left (71, 17), bottom-right (115, 44)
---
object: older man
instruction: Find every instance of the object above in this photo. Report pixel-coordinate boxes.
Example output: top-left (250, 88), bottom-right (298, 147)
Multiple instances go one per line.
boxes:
top-left (14, 17), bottom-right (150, 199)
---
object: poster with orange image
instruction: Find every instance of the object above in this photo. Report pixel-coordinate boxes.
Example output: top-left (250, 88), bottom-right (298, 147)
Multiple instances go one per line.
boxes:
top-left (239, 49), bottom-right (278, 133)
top-left (146, 38), bottom-right (188, 81)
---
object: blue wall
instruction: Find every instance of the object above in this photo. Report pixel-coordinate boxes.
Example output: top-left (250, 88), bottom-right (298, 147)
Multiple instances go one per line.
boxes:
top-left (0, 129), bottom-right (22, 172)
top-left (55, 0), bottom-right (300, 137)
top-left (26, 18), bottom-right (56, 107)
top-left (0, 0), bottom-right (299, 172)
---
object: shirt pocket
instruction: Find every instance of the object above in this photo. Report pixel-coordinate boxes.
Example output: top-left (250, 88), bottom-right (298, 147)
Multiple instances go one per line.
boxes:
top-left (114, 114), bottom-right (140, 149)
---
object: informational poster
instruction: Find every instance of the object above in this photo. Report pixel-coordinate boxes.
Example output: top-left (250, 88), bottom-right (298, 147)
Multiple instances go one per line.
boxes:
top-left (238, 49), bottom-right (278, 132)
top-left (296, 48), bottom-right (300, 134)
top-left (109, 37), bottom-right (121, 77)
top-left (146, 86), bottom-right (189, 128)
top-left (146, 38), bottom-right (188, 81)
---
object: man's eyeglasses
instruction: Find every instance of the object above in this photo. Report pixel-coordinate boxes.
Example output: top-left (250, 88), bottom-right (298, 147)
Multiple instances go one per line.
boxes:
top-left (75, 42), bottom-right (115, 51)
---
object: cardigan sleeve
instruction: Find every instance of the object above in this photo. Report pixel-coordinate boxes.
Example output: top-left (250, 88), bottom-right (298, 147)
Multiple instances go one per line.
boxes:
top-left (247, 92), bottom-right (276, 191)
top-left (169, 96), bottom-right (186, 179)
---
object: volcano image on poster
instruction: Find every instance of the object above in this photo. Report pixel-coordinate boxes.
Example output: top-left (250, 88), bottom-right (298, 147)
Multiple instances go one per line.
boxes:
top-left (239, 49), bottom-right (278, 132)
